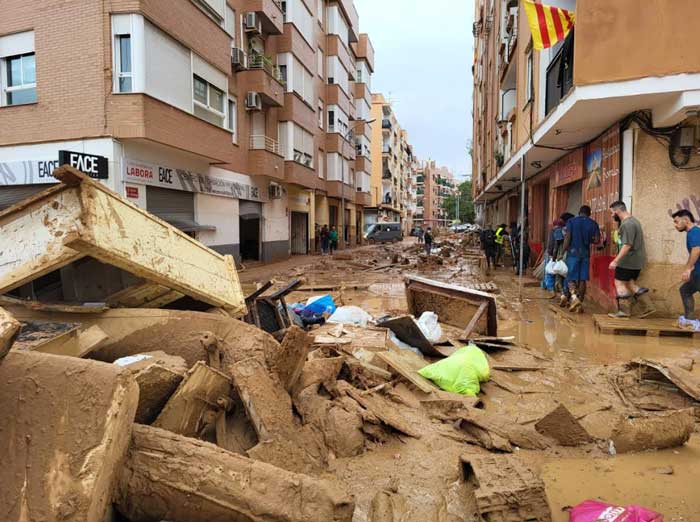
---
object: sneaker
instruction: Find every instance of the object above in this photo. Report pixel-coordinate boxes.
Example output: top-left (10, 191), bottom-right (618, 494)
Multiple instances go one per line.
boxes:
top-left (568, 295), bottom-right (582, 313)
top-left (608, 310), bottom-right (631, 319)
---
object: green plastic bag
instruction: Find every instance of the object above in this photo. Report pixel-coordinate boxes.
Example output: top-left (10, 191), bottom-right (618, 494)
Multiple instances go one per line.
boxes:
top-left (418, 344), bottom-right (490, 396)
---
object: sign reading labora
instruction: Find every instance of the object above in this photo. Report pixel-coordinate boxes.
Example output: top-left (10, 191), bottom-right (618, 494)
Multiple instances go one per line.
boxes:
top-left (125, 161), bottom-right (267, 202)
top-left (0, 159), bottom-right (61, 186)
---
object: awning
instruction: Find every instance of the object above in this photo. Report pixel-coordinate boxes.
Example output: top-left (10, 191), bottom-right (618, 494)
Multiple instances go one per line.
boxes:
top-left (157, 215), bottom-right (216, 233)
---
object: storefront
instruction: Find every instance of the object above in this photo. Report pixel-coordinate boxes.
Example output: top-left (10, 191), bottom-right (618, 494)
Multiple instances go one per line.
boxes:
top-left (0, 139), bottom-right (115, 209)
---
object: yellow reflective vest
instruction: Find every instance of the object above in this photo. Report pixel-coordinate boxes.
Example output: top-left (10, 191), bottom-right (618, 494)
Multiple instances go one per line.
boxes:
top-left (495, 227), bottom-right (506, 245)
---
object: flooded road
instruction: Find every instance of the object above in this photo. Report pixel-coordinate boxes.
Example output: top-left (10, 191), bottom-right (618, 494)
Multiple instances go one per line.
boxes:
top-left (242, 239), bottom-right (699, 521)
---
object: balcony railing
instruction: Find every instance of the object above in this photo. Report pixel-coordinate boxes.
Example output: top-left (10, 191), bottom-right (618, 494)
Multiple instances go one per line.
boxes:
top-left (382, 170), bottom-right (392, 180)
top-left (248, 53), bottom-right (286, 85)
top-left (382, 144), bottom-right (391, 153)
top-left (249, 135), bottom-right (280, 155)
top-left (381, 119), bottom-right (392, 129)
top-left (545, 33), bottom-right (574, 116)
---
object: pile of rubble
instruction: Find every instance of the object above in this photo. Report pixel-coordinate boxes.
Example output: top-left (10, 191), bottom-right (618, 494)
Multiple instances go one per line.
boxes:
top-left (1, 168), bottom-right (698, 521)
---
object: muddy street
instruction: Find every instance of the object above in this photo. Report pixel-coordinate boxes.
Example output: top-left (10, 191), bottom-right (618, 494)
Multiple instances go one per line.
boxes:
top-left (234, 235), bottom-right (700, 521)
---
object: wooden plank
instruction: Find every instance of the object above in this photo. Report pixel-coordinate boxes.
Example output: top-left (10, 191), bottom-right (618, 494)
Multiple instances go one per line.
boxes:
top-left (594, 314), bottom-right (697, 338)
top-left (32, 324), bottom-right (109, 358)
top-left (463, 301), bottom-right (488, 339)
top-left (375, 350), bottom-right (437, 394)
top-left (0, 294), bottom-right (109, 314)
top-left (378, 315), bottom-right (442, 357)
top-left (153, 361), bottom-right (231, 438)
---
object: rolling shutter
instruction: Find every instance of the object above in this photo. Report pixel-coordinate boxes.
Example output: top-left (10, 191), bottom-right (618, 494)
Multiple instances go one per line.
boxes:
top-left (0, 184), bottom-right (54, 211)
top-left (146, 186), bottom-right (214, 232)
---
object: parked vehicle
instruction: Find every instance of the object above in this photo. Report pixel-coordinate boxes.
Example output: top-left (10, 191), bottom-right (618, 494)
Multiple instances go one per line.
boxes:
top-left (364, 222), bottom-right (403, 243)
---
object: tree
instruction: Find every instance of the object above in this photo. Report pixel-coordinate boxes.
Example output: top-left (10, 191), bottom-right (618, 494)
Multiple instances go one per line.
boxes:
top-left (442, 180), bottom-right (475, 224)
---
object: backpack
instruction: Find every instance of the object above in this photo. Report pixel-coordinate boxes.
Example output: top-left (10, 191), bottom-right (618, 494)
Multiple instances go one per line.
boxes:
top-left (482, 229), bottom-right (496, 246)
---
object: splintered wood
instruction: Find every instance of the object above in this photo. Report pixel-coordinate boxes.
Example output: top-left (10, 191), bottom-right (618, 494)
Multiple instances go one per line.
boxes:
top-left (0, 306), bottom-right (20, 362)
top-left (153, 361), bottom-right (231, 438)
top-left (462, 454), bottom-right (552, 522)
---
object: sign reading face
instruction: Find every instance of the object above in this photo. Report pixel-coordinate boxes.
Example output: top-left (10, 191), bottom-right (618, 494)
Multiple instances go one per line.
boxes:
top-left (58, 150), bottom-right (109, 179)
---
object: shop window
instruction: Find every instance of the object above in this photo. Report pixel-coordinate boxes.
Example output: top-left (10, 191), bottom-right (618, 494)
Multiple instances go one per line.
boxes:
top-left (2, 53), bottom-right (36, 105)
top-left (193, 75), bottom-right (225, 127)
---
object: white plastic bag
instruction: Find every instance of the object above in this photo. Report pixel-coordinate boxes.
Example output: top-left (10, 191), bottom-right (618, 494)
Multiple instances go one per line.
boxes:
top-left (327, 306), bottom-right (373, 328)
top-left (553, 260), bottom-right (568, 277)
top-left (545, 259), bottom-right (557, 275)
top-left (417, 311), bottom-right (442, 343)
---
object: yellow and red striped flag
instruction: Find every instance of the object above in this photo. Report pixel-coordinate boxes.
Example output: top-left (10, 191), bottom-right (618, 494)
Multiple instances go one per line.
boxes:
top-left (524, 0), bottom-right (575, 50)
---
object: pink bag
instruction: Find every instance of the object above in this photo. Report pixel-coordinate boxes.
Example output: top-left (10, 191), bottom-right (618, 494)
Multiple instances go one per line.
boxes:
top-left (570, 500), bottom-right (663, 522)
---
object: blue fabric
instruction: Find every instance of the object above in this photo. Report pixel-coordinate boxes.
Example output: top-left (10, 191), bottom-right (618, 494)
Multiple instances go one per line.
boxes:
top-left (566, 216), bottom-right (600, 257)
top-left (565, 255), bottom-right (590, 282)
top-left (553, 227), bottom-right (565, 241)
top-left (687, 226), bottom-right (700, 275)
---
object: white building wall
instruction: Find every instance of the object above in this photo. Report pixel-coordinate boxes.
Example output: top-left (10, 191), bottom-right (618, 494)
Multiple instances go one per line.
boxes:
top-left (194, 193), bottom-right (238, 248)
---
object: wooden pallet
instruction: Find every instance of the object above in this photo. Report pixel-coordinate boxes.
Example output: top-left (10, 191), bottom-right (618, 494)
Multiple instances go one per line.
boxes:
top-left (593, 314), bottom-right (700, 339)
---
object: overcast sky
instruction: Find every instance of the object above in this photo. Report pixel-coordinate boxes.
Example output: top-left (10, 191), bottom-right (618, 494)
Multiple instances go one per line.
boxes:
top-left (354, 0), bottom-right (474, 181)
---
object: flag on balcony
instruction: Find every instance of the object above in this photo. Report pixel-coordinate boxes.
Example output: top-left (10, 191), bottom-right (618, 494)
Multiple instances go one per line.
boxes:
top-left (524, 0), bottom-right (575, 50)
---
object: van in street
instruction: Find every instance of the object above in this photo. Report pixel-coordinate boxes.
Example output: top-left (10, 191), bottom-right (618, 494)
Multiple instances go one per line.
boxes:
top-left (364, 222), bottom-right (403, 243)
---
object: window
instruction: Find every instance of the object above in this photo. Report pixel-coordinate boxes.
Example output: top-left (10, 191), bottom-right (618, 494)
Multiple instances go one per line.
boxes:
top-left (281, 1), bottom-right (287, 21)
top-left (228, 97), bottom-right (237, 142)
top-left (526, 48), bottom-right (533, 103)
top-left (317, 48), bottom-right (323, 79)
top-left (317, 0), bottom-right (323, 24)
top-left (318, 150), bottom-right (325, 179)
top-left (115, 35), bottom-right (132, 93)
top-left (292, 124), bottom-right (313, 168)
top-left (318, 99), bottom-right (324, 129)
top-left (193, 75), bottom-right (225, 126)
top-left (278, 64), bottom-right (287, 84)
top-left (4, 52), bottom-right (37, 105)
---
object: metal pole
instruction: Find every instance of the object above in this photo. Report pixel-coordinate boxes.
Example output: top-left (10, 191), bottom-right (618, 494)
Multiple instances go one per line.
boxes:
top-left (518, 154), bottom-right (526, 302)
top-left (456, 191), bottom-right (460, 223)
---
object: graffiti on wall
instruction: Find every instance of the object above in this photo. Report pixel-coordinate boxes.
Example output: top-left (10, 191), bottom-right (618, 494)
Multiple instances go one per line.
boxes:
top-left (667, 195), bottom-right (700, 219)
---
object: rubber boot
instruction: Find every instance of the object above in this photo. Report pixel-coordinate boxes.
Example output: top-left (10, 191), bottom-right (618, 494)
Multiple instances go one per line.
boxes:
top-left (634, 288), bottom-right (656, 319)
top-left (608, 295), bottom-right (633, 318)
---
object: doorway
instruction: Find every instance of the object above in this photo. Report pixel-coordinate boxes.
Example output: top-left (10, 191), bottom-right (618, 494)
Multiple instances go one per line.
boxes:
top-left (291, 212), bottom-right (308, 255)
top-left (239, 201), bottom-right (262, 262)
top-left (344, 209), bottom-right (351, 243)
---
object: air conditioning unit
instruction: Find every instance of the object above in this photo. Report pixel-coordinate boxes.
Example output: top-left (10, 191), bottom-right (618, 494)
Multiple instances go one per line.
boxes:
top-left (245, 92), bottom-right (262, 111)
top-left (244, 12), bottom-right (262, 34)
top-left (269, 183), bottom-right (283, 199)
top-left (231, 48), bottom-right (246, 71)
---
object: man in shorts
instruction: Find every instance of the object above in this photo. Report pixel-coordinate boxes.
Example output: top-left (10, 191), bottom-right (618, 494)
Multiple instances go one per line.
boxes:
top-left (672, 209), bottom-right (700, 329)
top-left (608, 201), bottom-right (655, 318)
top-left (560, 206), bottom-right (600, 313)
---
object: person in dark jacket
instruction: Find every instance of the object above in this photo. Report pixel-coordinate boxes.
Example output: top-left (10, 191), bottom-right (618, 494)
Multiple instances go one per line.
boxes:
top-left (320, 225), bottom-right (330, 255)
top-left (480, 226), bottom-right (498, 270)
top-left (424, 227), bottom-right (434, 255)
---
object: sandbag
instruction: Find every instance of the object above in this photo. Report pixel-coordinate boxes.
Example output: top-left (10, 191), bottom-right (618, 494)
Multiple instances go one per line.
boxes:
top-left (570, 500), bottom-right (663, 522)
top-left (418, 344), bottom-right (489, 396)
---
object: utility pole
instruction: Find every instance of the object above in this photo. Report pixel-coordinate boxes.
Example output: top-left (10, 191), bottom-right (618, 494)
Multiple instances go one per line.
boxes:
top-left (518, 154), bottom-right (526, 302)
top-left (455, 190), bottom-right (461, 223)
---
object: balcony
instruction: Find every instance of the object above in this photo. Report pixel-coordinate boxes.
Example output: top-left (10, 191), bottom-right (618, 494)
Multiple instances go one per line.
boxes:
top-left (248, 135), bottom-right (284, 181)
top-left (242, 0), bottom-right (285, 34)
top-left (238, 54), bottom-right (285, 107)
top-left (382, 143), bottom-right (392, 154)
top-left (355, 191), bottom-right (371, 207)
top-left (381, 119), bottom-right (392, 130)
top-left (382, 169), bottom-right (392, 180)
top-left (351, 34), bottom-right (375, 72)
top-left (354, 156), bottom-right (370, 173)
top-left (326, 133), bottom-right (356, 160)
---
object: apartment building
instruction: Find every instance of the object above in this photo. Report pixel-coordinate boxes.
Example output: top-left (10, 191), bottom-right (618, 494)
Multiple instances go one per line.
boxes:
top-left (0, 0), bottom-right (374, 264)
top-left (367, 93), bottom-right (417, 234)
top-left (415, 160), bottom-right (456, 229)
top-left (472, 0), bottom-right (700, 312)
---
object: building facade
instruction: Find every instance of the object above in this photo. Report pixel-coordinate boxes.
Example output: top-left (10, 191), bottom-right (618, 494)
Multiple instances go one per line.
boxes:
top-left (367, 93), bottom-right (417, 234)
top-left (415, 160), bottom-right (456, 229)
top-left (0, 0), bottom-right (374, 264)
top-left (472, 0), bottom-right (700, 313)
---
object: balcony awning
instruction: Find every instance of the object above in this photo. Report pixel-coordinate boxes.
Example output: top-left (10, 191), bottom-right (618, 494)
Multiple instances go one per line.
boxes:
top-left (477, 72), bottom-right (700, 202)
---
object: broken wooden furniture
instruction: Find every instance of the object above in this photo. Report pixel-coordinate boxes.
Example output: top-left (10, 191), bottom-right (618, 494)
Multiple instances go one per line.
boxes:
top-left (0, 166), bottom-right (245, 316)
top-left (243, 279), bottom-right (302, 337)
top-left (594, 314), bottom-right (700, 339)
top-left (404, 275), bottom-right (498, 338)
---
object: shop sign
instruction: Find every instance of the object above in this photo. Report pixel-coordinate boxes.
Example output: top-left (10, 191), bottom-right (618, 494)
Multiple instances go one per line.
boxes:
top-left (125, 186), bottom-right (139, 199)
top-left (58, 150), bottom-right (109, 179)
top-left (0, 159), bottom-right (61, 186)
top-left (584, 123), bottom-right (620, 256)
top-left (125, 160), bottom-right (265, 202)
top-left (550, 149), bottom-right (584, 188)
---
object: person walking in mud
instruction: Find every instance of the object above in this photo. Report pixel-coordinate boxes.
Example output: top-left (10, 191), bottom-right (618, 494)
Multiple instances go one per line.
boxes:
top-left (608, 201), bottom-right (655, 318)
top-left (672, 209), bottom-right (700, 329)
top-left (320, 225), bottom-right (330, 255)
top-left (424, 227), bottom-right (434, 255)
top-left (480, 225), bottom-right (498, 271)
top-left (495, 224), bottom-right (507, 266)
top-left (558, 206), bottom-right (600, 313)
top-left (329, 225), bottom-right (339, 255)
